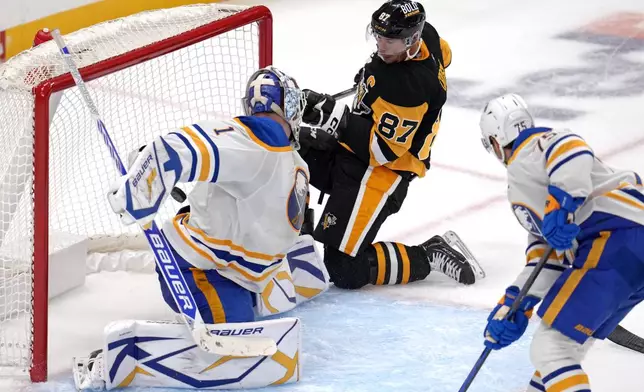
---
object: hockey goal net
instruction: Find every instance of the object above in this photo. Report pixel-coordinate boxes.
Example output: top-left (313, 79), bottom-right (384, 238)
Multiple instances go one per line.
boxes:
top-left (0, 4), bottom-right (272, 382)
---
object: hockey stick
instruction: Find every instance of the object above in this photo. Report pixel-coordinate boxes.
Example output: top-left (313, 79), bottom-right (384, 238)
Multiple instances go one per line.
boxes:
top-left (459, 246), bottom-right (555, 392)
top-left (333, 86), bottom-right (358, 100)
top-left (608, 325), bottom-right (644, 354)
top-left (315, 86), bottom-right (359, 205)
top-left (52, 29), bottom-right (276, 357)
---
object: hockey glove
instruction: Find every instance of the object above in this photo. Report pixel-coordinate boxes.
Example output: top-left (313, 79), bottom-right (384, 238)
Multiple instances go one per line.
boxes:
top-left (302, 89), bottom-right (349, 140)
top-left (107, 138), bottom-right (181, 227)
top-left (484, 286), bottom-right (540, 350)
top-left (542, 185), bottom-right (585, 250)
top-left (353, 67), bottom-right (364, 87)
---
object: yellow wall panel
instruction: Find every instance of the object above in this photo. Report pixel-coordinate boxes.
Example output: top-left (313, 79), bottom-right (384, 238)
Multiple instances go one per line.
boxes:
top-left (2, 0), bottom-right (222, 60)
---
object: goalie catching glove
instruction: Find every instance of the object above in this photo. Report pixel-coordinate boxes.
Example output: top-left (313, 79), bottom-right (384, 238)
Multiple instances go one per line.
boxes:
top-left (107, 137), bottom-right (181, 227)
top-left (302, 89), bottom-right (349, 140)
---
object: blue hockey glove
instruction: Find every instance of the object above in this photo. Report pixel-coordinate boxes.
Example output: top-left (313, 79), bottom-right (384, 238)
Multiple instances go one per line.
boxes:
top-left (541, 185), bottom-right (585, 250)
top-left (484, 286), bottom-right (540, 350)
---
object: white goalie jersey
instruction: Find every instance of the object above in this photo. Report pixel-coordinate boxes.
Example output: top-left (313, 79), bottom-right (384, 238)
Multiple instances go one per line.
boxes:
top-left (160, 116), bottom-right (310, 293)
top-left (506, 127), bottom-right (644, 297)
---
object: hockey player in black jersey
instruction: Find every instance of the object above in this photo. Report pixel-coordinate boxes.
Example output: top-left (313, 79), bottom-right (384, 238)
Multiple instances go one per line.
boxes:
top-left (298, 0), bottom-right (480, 290)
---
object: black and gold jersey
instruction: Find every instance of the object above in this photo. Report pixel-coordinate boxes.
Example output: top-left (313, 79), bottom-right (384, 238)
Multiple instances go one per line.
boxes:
top-left (341, 22), bottom-right (451, 178)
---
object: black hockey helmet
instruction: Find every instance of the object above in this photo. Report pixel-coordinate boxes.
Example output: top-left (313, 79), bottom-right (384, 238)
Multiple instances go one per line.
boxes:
top-left (370, 1), bottom-right (426, 41)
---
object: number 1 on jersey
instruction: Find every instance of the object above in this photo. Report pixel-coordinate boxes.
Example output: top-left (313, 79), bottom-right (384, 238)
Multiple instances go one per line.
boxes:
top-left (214, 127), bottom-right (234, 135)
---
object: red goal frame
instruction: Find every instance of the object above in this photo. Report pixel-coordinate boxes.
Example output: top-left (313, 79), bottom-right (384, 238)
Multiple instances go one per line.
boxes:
top-left (29, 5), bottom-right (272, 382)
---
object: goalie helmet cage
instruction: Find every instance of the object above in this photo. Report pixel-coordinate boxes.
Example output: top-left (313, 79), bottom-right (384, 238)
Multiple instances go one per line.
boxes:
top-left (0, 4), bottom-right (272, 382)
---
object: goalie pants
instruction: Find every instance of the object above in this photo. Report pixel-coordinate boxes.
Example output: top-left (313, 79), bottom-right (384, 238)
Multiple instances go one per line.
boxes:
top-left (537, 225), bottom-right (644, 344)
top-left (156, 231), bottom-right (256, 323)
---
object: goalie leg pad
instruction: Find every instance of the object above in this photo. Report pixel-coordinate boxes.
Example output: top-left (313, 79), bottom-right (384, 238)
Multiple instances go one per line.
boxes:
top-left (255, 235), bottom-right (330, 317)
top-left (80, 318), bottom-right (301, 390)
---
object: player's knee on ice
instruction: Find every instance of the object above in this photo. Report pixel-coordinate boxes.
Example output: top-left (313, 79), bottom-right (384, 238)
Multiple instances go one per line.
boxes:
top-left (324, 246), bottom-right (372, 289)
top-left (323, 244), bottom-right (430, 290)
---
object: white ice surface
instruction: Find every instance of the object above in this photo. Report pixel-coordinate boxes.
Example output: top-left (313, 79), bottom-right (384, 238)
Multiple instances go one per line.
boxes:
top-left (6, 0), bottom-right (644, 390)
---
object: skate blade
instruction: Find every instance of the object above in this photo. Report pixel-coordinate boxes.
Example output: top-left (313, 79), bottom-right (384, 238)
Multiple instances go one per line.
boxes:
top-left (443, 230), bottom-right (486, 279)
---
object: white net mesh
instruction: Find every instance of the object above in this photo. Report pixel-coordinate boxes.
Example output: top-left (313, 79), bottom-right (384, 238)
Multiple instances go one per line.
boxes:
top-left (0, 3), bottom-right (263, 375)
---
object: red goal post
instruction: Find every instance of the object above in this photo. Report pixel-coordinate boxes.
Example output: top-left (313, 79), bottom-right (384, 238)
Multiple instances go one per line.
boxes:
top-left (0, 4), bottom-right (272, 382)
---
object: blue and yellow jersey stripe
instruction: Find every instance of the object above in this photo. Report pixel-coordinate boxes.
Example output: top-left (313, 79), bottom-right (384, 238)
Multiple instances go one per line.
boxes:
top-left (525, 241), bottom-right (569, 268)
top-left (171, 214), bottom-right (284, 285)
top-left (233, 117), bottom-right (292, 152)
top-left (515, 239), bottom-right (570, 299)
top-left (190, 269), bottom-right (227, 324)
top-left (169, 124), bottom-right (220, 183)
top-left (507, 129), bottom-right (547, 166)
top-left (540, 365), bottom-right (590, 392)
top-left (544, 133), bottom-right (593, 176)
top-left (526, 241), bottom-right (561, 263)
top-left (542, 232), bottom-right (610, 326)
top-left (604, 186), bottom-right (644, 211)
top-left (167, 131), bottom-right (198, 181)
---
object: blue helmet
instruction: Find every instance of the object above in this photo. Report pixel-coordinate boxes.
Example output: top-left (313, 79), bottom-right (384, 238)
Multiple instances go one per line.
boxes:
top-left (243, 66), bottom-right (305, 148)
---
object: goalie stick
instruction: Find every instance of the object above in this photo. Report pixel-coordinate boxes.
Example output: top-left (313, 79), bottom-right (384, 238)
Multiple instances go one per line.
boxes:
top-left (52, 29), bottom-right (276, 357)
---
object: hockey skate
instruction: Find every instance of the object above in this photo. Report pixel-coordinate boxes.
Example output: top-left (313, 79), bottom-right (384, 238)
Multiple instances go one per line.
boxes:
top-left (72, 349), bottom-right (106, 391)
top-left (420, 232), bottom-right (481, 285)
top-left (442, 230), bottom-right (486, 279)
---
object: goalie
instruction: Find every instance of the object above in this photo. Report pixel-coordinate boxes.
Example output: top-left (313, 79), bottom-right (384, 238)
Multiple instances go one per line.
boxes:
top-left (73, 66), bottom-right (330, 390)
